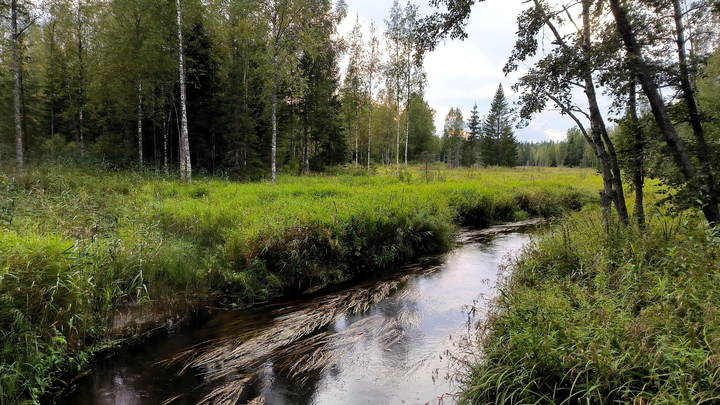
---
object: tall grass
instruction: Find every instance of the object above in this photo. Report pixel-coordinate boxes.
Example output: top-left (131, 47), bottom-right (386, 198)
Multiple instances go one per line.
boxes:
top-left (459, 208), bottom-right (720, 404)
top-left (0, 164), bottom-right (599, 403)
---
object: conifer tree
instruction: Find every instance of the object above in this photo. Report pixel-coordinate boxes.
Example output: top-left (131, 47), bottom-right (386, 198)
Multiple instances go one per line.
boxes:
top-left (465, 102), bottom-right (481, 166)
top-left (481, 84), bottom-right (517, 167)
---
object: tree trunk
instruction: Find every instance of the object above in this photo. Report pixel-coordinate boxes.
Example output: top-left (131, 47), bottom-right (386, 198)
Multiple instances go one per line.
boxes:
top-left (367, 107), bottom-right (372, 170)
top-left (367, 90), bottom-right (372, 170)
top-left (581, 0), bottom-right (628, 223)
top-left (11, 0), bottom-right (23, 175)
top-left (355, 106), bottom-right (359, 168)
top-left (303, 118), bottom-right (310, 175)
top-left (396, 104), bottom-right (400, 174)
top-left (49, 21), bottom-right (57, 162)
top-left (629, 84), bottom-right (645, 227)
top-left (610, 0), bottom-right (720, 224)
top-left (271, 59), bottom-right (278, 184)
top-left (405, 63), bottom-right (411, 169)
top-left (76, 0), bottom-right (85, 159)
top-left (176, 0), bottom-right (191, 182)
top-left (672, 0), bottom-right (720, 222)
top-left (164, 109), bottom-right (169, 172)
top-left (137, 81), bottom-right (143, 168)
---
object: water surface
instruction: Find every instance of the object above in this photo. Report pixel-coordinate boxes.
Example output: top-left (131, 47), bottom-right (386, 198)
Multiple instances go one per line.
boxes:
top-left (59, 227), bottom-right (532, 405)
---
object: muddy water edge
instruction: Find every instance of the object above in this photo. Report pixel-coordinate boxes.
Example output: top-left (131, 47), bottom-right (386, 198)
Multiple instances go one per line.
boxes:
top-left (56, 222), bottom-right (539, 405)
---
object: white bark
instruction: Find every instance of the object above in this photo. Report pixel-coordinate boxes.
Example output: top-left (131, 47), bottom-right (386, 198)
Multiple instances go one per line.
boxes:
top-left (176, 0), bottom-right (191, 182)
top-left (137, 81), bottom-right (143, 168)
top-left (11, 0), bottom-right (23, 174)
top-left (271, 58), bottom-right (278, 184)
top-left (75, 0), bottom-right (85, 158)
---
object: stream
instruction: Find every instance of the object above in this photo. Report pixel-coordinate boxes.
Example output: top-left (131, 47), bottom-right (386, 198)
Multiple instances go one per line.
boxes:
top-left (58, 224), bottom-right (534, 405)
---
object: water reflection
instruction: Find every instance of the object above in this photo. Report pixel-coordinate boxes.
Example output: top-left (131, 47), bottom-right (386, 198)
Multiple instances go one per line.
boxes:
top-left (59, 227), bottom-right (532, 405)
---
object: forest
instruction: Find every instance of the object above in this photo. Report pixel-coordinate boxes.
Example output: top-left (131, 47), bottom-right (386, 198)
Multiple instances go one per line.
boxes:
top-left (0, 0), bottom-right (444, 180)
top-left (2, 0), bottom-right (720, 403)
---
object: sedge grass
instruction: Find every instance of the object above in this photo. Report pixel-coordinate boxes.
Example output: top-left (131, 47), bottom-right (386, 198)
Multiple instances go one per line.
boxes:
top-left (0, 164), bottom-right (600, 403)
top-left (458, 208), bottom-right (720, 404)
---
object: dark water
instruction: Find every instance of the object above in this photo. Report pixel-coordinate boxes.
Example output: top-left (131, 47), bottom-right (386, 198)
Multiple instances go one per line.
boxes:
top-left (58, 227), bottom-right (532, 405)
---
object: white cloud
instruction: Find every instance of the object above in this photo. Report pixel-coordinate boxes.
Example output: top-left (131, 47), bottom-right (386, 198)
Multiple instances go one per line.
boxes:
top-left (339, 0), bottom-right (592, 142)
top-left (544, 129), bottom-right (568, 142)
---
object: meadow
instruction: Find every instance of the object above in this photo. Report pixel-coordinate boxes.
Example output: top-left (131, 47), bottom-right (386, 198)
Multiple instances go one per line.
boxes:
top-left (0, 164), bottom-right (600, 403)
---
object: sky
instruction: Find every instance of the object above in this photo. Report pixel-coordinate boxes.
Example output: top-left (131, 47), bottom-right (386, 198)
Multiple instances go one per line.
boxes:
top-left (337, 0), bottom-right (579, 143)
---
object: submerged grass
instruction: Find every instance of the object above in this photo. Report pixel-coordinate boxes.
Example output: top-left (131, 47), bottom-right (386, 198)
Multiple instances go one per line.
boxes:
top-left (0, 164), bottom-right (599, 403)
top-left (459, 208), bottom-right (720, 404)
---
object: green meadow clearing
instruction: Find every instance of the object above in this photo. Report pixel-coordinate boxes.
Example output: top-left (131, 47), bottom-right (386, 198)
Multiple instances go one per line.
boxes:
top-left (0, 165), bottom-right (599, 403)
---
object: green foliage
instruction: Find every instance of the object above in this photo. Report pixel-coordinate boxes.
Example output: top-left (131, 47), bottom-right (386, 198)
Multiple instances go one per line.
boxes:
top-left (406, 93), bottom-right (439, 158)
top-left (517, 128), bottom-right (597, 168)
top-left (481, 84), bottom-right (517, 167)
top-left (460, 209), bottom-right (720, 404)
top-left (441, 107), bottom-right (465, 168)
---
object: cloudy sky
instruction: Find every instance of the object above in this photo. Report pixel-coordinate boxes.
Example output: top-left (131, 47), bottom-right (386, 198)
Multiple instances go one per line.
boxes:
top-left (337, 0), bottom-right (579, 143)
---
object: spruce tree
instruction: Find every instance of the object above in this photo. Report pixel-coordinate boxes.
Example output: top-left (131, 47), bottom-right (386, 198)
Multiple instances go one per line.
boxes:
top-left (465, 102), bottom-right (481, 166)
top-left (481, 84), bottom-right (517, 167)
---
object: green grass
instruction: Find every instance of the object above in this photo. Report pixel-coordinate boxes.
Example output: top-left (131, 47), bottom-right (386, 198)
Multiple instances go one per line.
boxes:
top-left (0, 164), bottom-right (600, 403)
top-left (459, 208), bottom-right (720, 404)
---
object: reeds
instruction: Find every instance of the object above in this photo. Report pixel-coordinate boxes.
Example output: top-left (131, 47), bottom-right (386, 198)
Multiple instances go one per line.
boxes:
top-left (458, 209), bottom-right (720, 404)
top-left (0, 165), bottom-right (600, 402)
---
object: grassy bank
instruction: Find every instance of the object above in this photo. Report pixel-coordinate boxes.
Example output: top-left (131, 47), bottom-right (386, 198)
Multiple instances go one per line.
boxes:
top-left (459, 209), bottom-right (720, 404)
top-left (0, 165), bottom-right (599, 403)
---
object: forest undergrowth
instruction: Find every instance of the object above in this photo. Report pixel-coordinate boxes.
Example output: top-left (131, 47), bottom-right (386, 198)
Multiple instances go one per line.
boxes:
top-left (0, 164), bottom-right (598, 404)
top-left (458, 208), bottom-right (720, 405)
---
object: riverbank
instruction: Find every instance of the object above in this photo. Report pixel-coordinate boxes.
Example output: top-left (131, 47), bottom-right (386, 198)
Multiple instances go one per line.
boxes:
top-left (458, 208), bottom-right (720, 404)
top-left (0, 165), bottom-right (600, 403)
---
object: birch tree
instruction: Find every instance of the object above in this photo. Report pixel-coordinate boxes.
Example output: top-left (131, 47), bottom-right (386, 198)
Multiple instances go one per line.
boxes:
top-left (609, 0), bottom-right (720, 224)
top-left (176, 0), bottom-right (191, 182)
top-left (342, 15), bottom-right (363, 167)
top-left (364, 20), bottom-right (381, 170)
top-left (385, 0), bottom-right (404, 173)
top-left (259, 0), bottom-right (311, 184)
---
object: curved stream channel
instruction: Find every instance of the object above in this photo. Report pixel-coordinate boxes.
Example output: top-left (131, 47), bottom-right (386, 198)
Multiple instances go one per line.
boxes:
top-left (59, 224), bottom-right (535, 405)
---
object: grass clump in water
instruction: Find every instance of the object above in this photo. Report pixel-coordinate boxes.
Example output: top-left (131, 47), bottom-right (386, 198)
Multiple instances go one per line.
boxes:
top-left (459, 208), bottom-right (720, 404)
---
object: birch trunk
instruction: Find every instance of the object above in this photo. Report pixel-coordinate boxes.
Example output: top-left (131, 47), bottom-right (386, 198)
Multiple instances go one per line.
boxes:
top-left (367, 102), bottom-right (372, 170)
top-left (76, 0), bottom-right (85, 158)
top-left (137, 82), bottom-right (143, 168)
top-left (271, 55), bottom-right (278, 184)
top-left (164, 109), bottom-right (169, 172)
top-left (628, 84), bottom-right (645, 227)
top-left (11, 0), bottom-right (23, 175)
top-left (354, 107), bottom-right (359, 168)
top-left (404, 62), bottom-right (411, 169)
top-left (610, 0), bottom-right (719, 224)
top-left (176, 0), bottom-right (191, 182)
top-left (581, 0), bottom-right (628, 223)
top-left (672, 0), bottom-right (720, 222)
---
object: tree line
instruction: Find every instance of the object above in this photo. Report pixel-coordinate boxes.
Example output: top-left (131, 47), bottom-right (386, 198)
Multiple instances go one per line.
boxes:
top-left (0, 0), bottom-right (440, 181)
top-left (420, 0), bottom-right (720, 225)
top-left (439, 84), bottom-right (519, 168)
